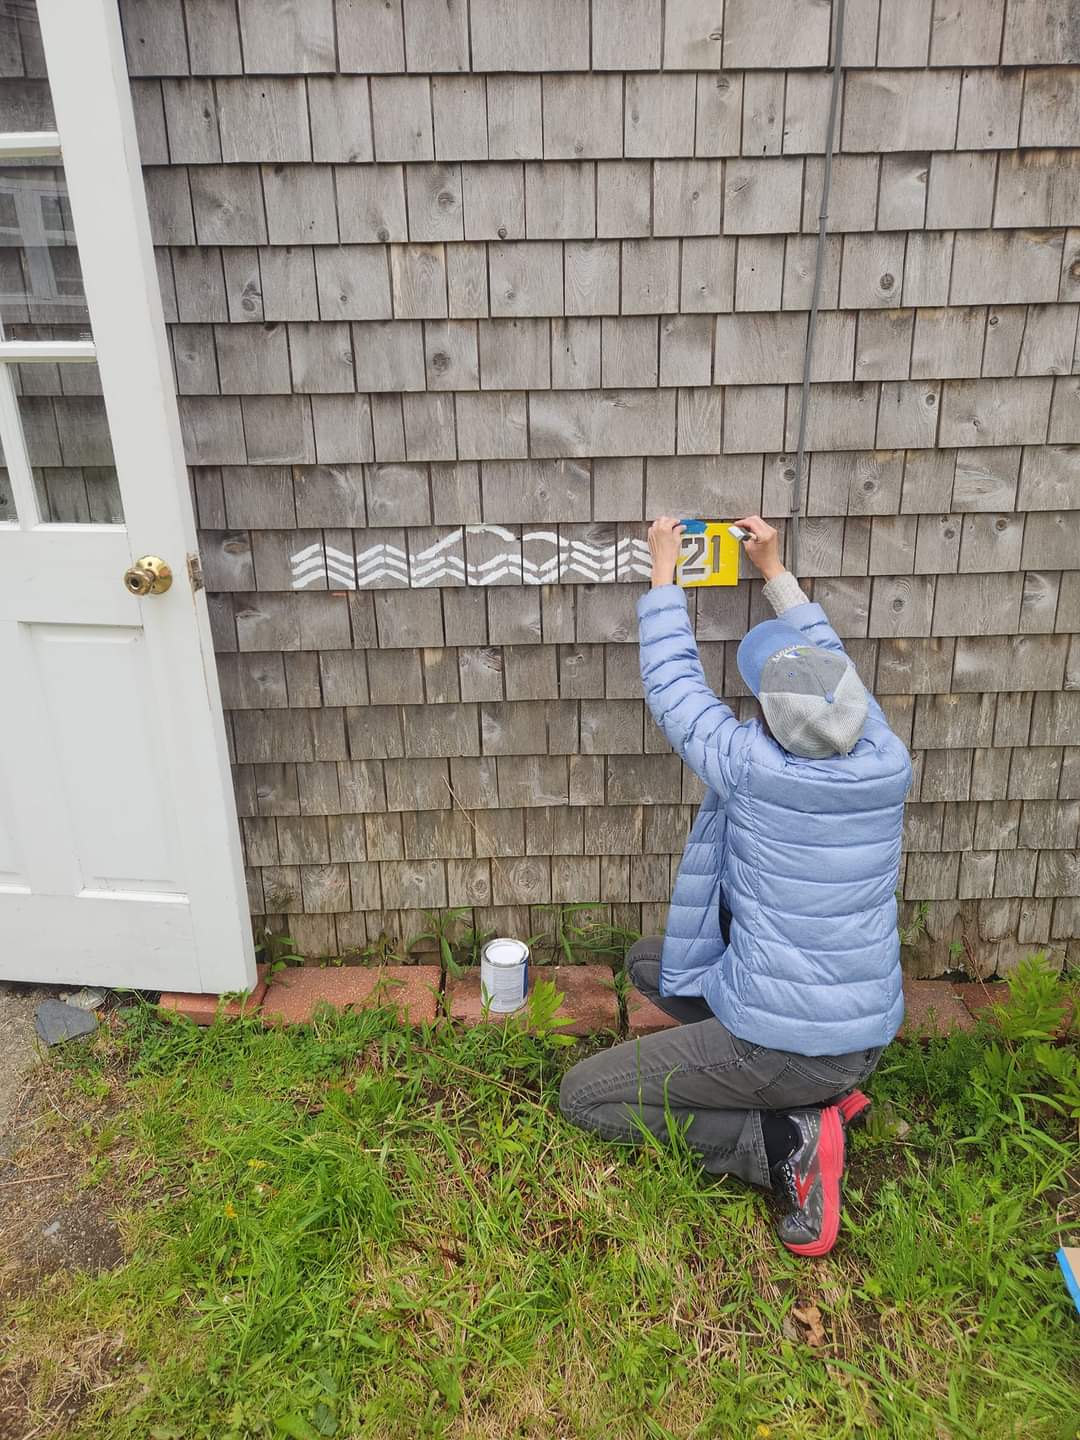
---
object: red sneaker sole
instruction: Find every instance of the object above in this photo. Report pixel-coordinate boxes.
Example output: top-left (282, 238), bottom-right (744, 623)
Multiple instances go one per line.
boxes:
top-left (838, 1089), bottom-right (870, 1126)
top-left (783, 1105), bottom-right (845, 1258)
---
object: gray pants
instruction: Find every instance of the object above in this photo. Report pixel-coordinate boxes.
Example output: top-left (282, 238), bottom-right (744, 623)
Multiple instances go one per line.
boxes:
top-left (559, 939), bottom-right (882, 1188)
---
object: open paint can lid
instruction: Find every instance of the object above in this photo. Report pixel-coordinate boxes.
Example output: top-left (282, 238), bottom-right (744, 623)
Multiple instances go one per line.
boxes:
top-left (482, 938), bottom-right (529, 966)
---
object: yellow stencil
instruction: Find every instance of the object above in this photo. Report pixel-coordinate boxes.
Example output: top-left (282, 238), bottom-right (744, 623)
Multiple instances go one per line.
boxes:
top-left (676, 522), bottom-right (740, 587)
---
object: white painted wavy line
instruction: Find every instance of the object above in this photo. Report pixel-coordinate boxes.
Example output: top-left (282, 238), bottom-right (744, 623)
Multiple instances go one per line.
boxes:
top-left (470, 551), bottom-right (523, 574)
top-left (291, 541), bottom-right (323, 563)
top-left (356, 545), bottom-right (409, 569)
top-left (466, 523), bottom-right (519, 542)
top-left (291, 554), bottom-right (327, 573)
top-left (356, 567), bottom-right (408, 586)
top-left (414, 561), bottom-right (460, 584)
top-left (291, 568), bottom-right (327, 586)
top-left (470, 560), bottom-right (524, 585)
top-left (414, 563), bottom-right (469, 587)
top-left (560, 540), bottom-right (618, 559)
top-left (562, 564), bottom-right (615, 582)
top-left (355, 567), bottom-right (408, 588)
top-left (412, 559), bottom-right (466, 585)
top-left (412, 551), bottom-right (466, 576)
top-left (355, 544), bottom-right (408, 565)
top-left (522, 529), bottom-right (559, 546)
top-left (325, 545), bottom-right (355, 566)
top-left (413, 529), bottom-right (465, 562)
top-left (471, 567), bottom-right (516, 586)
top-left (562, 563), bottom-right (616, 579)
top-left (325, 569), bottom-right (356, 589)
top-left (354, 565), bottom-right (411, 587)
top-left (563, 551), bottom-right (615, 569)
top-left (523, 564), bottom-right (560, 585)
top-left (356, 568), bottom-right (409, 588)
top-left (471, 560), bottom-right (523, 580)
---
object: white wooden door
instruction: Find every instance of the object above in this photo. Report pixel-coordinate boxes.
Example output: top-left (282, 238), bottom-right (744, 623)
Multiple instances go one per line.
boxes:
top-left (0, 0), bottom-right (255, 993)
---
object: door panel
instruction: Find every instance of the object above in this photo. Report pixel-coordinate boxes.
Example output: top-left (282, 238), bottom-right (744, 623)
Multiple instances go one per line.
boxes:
top-left (0, 764), bottom-right (23, 888)
top-left (28, 624), bottom-right (182, 891)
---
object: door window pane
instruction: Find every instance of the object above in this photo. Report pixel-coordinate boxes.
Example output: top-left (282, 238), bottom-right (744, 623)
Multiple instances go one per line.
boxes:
top-left (33, 463), bottom-right (121, 522)
top-left (0, 1), bottom-right (53, 131)
top-left (14, 360), bottom-right (124, 523)
top-left (0, 161), bottom-right (88, 332)
top-left (0, 4), bottom-right (119, 525)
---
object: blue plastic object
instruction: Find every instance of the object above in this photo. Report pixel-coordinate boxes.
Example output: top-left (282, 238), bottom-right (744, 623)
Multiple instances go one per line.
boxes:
top-left (679, 518), bottom-right (707, 533)
top-left (1058, 1248), bottom-right (1080, 1316)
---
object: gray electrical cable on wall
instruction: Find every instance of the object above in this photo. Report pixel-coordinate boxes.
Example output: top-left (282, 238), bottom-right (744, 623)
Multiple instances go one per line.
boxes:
top-left (789, 0), bottom-right (846, 580)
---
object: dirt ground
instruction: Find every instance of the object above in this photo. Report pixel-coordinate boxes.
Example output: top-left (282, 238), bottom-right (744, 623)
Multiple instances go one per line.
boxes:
top-left (0, 982), bottom-right (125, 1288)
top-left (0, 985), bottom-right (43, 1158)
top-left (0, 983), bottom-right (126, 1440)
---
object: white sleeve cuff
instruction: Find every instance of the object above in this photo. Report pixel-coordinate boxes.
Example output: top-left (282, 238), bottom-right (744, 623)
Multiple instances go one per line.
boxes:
top-left (762, 570), bottom-right (811, 615)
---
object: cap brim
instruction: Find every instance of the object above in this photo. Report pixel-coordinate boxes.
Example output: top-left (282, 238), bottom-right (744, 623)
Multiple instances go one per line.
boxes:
top-left (736, 619), bottom-right (807, 696)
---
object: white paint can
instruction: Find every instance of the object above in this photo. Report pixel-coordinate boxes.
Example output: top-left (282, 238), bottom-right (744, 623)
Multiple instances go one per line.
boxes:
top-left (480, 937), bottom-right (529, 1013)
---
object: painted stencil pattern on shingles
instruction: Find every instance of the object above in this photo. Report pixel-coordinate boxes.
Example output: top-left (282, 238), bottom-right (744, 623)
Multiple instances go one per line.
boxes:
top-left (290, 528), bottom-right (654, 588)
top-left (353, 539), bottom-right (408, 589)
top-left (288, 538), bottom-right (361, 590)
top-left (409, 528), bottom-right (467, 586)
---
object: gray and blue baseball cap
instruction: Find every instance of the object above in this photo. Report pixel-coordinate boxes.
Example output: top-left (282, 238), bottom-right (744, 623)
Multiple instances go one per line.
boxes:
top-left (736, 620), bottom-right (868, 759)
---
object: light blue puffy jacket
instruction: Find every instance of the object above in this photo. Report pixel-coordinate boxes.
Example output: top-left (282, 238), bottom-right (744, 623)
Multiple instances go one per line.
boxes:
top-left (638, 585), bottom-right (913, 1057)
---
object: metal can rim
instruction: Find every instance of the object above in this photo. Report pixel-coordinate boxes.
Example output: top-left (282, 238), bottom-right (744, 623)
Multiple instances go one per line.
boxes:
top-left (481, 937), bottom-right (529, 966)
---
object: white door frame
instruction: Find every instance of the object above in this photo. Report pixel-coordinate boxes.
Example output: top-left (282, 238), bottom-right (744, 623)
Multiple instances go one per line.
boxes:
top-left (0, 0), bottom-right (255, 993)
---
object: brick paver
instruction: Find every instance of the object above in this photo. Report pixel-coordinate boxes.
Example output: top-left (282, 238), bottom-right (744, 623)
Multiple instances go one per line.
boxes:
top-left (546, 966), bottom-right (620, 1037)
top-left (445, 970), bottom-right (517, 1025)
top-left (446, 964), bottom-right (621, 1036)
top-left (951, 982), bottom-right (1008, 1025)
top-left (259, 964), bottom-right (440, 1026)
top-left (158, 965), bottom-right (269, 1025)
top-left (625, 989), bottom-right (681, 1037)
top-left (898, 980), bottom-right (976, 1040)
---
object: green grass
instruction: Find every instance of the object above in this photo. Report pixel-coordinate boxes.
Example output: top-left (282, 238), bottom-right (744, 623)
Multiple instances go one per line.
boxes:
top-left (3, 971), bottom-right (1079, 1440)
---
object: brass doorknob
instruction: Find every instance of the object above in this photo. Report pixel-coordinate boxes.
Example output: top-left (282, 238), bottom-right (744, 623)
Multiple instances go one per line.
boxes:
top-left (123, 555), bottom-right (173, 596)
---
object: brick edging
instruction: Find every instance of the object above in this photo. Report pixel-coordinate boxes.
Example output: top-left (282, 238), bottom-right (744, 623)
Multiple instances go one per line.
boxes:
top-left (157, 966), bottom-right (1017, 1041)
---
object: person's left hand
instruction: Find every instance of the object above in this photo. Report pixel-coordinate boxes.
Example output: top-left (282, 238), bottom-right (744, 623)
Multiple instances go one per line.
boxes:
top-left (648, 516), bottom-right (685, 587)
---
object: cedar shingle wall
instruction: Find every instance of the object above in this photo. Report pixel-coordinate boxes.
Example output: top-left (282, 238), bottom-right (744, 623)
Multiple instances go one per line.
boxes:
top-left (121, 0), bottom-right (1080, 974)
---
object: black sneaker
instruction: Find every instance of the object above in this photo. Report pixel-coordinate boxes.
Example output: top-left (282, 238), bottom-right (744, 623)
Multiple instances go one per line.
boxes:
top-left (770, 1105), bottom-right (846, 1257)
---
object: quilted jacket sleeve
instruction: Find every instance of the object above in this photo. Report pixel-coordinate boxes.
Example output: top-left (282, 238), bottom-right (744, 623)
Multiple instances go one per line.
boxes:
top-left (637, 585), bottom-right (751, 800)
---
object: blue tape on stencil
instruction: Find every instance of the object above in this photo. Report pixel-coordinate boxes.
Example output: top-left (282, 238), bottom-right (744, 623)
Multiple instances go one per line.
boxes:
top-left (1057, 1249), bottom-right (1080, 1316)
top-left (679, 518), bottom-right (707, 533)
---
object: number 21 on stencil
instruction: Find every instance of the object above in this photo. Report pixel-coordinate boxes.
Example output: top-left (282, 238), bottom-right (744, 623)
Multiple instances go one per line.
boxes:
top-left (676, 520), bottom-right (742, 588)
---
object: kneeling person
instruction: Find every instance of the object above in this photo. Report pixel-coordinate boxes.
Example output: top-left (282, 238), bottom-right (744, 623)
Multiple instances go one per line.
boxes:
top-left (559, 516), bottom-right (912, 1257)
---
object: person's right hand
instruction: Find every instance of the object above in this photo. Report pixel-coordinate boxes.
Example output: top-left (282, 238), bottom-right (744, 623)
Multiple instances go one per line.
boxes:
top-left (733, 515), bottom-right (784, 582)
